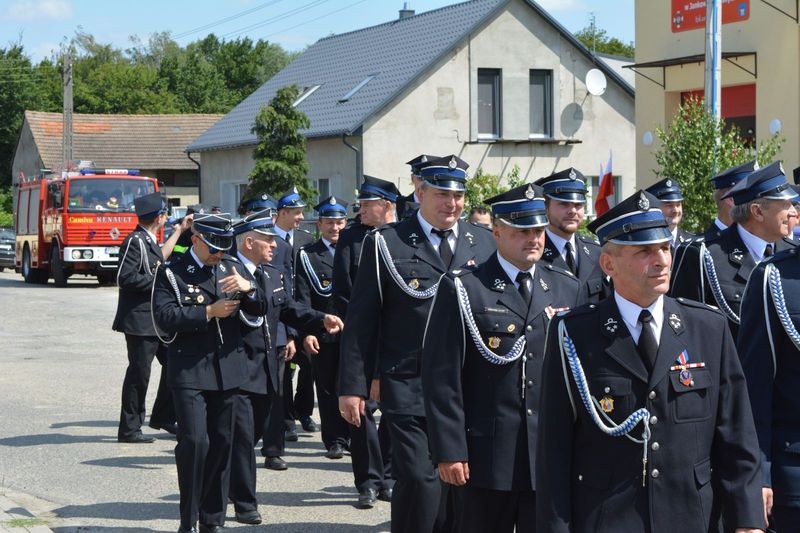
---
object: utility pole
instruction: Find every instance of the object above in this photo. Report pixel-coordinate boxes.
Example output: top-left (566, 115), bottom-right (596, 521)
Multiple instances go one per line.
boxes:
top-left (589, 12), bottom-right (596, 55)
top-left (62, 50), bottom-right (73, 170)
top-left (704, 0), bottom-right (721, 120)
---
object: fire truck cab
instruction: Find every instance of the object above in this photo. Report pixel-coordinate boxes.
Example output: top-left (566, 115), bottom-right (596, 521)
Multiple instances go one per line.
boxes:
top-left (15, 168), bottom-right (159, 286)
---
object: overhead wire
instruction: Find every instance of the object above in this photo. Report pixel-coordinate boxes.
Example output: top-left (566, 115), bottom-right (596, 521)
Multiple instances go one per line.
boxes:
top-left (172, 0), bottom-right (288, 40)
top-left (260, 0), bottom-right (372, 40)
top-left (221, 0), bottom-right (332, 39)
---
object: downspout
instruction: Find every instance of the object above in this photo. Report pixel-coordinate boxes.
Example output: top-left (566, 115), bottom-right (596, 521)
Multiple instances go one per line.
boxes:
top-left (187, 151), bottom-right (202, 203)
top-left (341, 133), bottom-right (361, 194)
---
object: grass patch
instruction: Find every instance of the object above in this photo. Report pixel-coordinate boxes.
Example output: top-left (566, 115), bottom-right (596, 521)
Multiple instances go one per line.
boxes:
top-left (4, 517), bottom-right (46, 527)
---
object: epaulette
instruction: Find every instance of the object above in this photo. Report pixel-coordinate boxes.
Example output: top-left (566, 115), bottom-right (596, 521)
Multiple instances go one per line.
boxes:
top-left (577, 234), bottom-right (601, 246)
top-left (378, 222), bottom-right (398, 231)
top-left (675, 296), bottom-right (723, 315)
top-left (450, 265), bottom-right (475, 277)
top-left (469, 222), bottom-right (492, 232)
top-left (297, 228), bottom-right (312, 234)
top-left (766, 247), bottom-right (797, 265)
top-left (559, 302), bottom-right (598, 318)
top-left (226, 253), bottom-right (241, 263)
top-left (543, 263), bottom-right (580, 282)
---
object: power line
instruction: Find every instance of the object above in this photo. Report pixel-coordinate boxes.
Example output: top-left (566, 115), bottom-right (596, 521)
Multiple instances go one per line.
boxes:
top-left (221, 0), bottom-right (331, 40)
top-left (260, 0), bottom-right (371, 40)
top-left (173, 0), bottom-right (288, 40)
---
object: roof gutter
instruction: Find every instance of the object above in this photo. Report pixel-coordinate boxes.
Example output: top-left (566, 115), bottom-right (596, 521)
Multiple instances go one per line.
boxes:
top-left (187, 151), bottom-right (202, 203)
top-left (341, 133), bottom-right (362, 196)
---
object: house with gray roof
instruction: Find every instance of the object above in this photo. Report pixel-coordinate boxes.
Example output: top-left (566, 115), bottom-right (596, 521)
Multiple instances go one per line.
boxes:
top-left (188, 0), bottom-right (635, 215)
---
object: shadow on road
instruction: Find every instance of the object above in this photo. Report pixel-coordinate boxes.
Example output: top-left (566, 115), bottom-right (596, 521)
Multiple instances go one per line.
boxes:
top-left (53, 501), bottom-right (177, 521)
top-left (0, 433), bottom-right (116, 447)
top-left (51, 420), bottom-right (118, 429)
top-left (82, 455), bottom-right (174, 470)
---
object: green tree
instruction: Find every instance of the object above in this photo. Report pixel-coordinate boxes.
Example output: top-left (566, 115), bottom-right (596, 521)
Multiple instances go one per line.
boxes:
top-left (248, 85), bottom-right (314, 201)
top-left (653, 97), bottom-right (783, 232)
top-left (574, 26), bottom-right (634, 58)
top-left (465, 165), bottom-right (525, 209)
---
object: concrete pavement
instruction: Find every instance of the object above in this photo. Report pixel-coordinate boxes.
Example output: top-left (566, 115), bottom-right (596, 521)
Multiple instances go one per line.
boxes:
top-left (0, 270), bottom-right (390, 532)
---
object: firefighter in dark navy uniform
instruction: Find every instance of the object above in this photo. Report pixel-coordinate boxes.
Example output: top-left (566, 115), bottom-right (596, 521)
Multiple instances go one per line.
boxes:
top-left (227, 209), bottom-right (342, 526)
top-left (671, 161), bottom-right (798, 340)
top-left (295, 196), bottom-right (351, 461)
top-left (645, 177), bottom-right (694, 248)
top-left (398, 154), bottom-right (440, 220)
top-left (534, 167), bottom-right (607, 303)
top-left (152, 213), bottom-right (266, 533)
top-left (114, 192), bottom-right (189, 443)
top-left (705, 160), bottom-right (758, 240)
top-left (331, 175), bottom-right (399, 508)
top-left (338, 155), bottom-right (496, 532)
top-left (536, 190), bottom-right (765, 533)
top-left (423, 183), bottom-right (580, 533)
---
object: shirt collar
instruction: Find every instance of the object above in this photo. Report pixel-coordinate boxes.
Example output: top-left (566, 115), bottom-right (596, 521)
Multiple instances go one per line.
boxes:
top-left (545, 228), bottom-right (575, 255)
top-left (273, 225), bottom-right (291, 241)
top-left (714, 218), bottom-right (728, 231)
top-left (139, 225), bottom-right (158, 244)
top-left (321, 237), bottom-right (335, 255)
top-left (496, 251), bottom-right (535, 285)
top-left (670, 227), bottom-right (678, 245)
top-left (237, 251), bottom-right (257, 275)
top-left (189, 248), bottom-right (206, 269)
top-left (416, 211), bottom-right (459, 239)
top-left (614, 291), bottom-right (664, 344)
top-left (736, 224), bottom-right (771, 263)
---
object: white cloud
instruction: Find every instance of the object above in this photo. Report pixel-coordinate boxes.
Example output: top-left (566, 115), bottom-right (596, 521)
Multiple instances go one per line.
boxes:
top-left (3, 0), bottom-right (72, 21)
top-left (534, 0), bottom-right (586, 12)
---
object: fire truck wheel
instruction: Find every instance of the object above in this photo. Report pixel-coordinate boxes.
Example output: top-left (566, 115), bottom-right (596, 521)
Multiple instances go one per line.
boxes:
top-left (22, 245), bottom-right (48, 285)
top-left (51, 245), bottom-right (68, 287)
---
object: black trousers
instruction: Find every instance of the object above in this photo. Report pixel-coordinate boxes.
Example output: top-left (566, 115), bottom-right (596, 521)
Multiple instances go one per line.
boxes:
top-left (311, 342), bottom-right (350, 449)
top-left (283, 351), bottom-right (314, 427)
top-left (350, 399), bottom-right (393, 492)
top-left (172, 387), bottom-right (236, 528)
top-left (461, 486), bottom-right (535, 533)
top-left (118, 334), bottom-right (174, 439)
top-left (385, 413), bottom-right (458, 533)
top-left (228, 390), bottom-right (264, 513)
top-left (261, 346), bottom-right (286, 458)
top-left (773, 505), bottom-right (800, 533)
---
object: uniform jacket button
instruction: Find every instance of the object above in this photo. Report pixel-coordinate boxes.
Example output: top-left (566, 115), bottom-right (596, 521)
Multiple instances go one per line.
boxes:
top-left (651, 469), bottom-right (660, 478)
top-left (648, 391), bottom-right (656, 400)
top-left (527, 409), bottom-right (533, 416)
top-left (650, 416), bottom-right (658, 425)
top-left (651, 442), bottom-right (660, 451)
top-left (526, 325), bottom-right (533, 332)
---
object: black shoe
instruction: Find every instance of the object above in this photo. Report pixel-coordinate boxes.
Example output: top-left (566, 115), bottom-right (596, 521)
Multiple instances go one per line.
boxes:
top-left (300, 416), bottom-right (318, 432)
top-left (325, 443), bottom-right (345, 459)
top-left (117, 433), bottom-right (155, 444)
top-left (377, 487), bottom-right (393, 502)
top-left (235, 510), bottom-right (262, 525)
top-left (357, 488), bottom-right (377, 509)
top-left (177, 526), bottom-right (197, 533)
top-left (285, 427), bottom-right (299, 442)
top-left (150, 421), bottom-right (178, 435)
top-left (264, 456), bottom-right (288, 470)
top-left (198, 525), bottom-right (223, 533)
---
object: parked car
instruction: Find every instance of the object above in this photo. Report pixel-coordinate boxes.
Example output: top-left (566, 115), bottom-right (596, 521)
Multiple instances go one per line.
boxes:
top-left (0, 227), bottom-right (15, 271)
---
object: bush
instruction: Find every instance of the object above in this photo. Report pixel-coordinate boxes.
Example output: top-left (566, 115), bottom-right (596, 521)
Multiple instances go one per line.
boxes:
top-left (465, 164), bottom-right (525, 211)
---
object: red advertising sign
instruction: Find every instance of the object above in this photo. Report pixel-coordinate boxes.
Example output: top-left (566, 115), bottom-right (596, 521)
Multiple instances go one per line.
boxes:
top-left (672, 0), bottom-right (750, 33)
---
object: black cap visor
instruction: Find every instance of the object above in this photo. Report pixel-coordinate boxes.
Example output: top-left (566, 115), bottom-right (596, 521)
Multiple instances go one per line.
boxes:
top-left (197, 232), bottom-right (233, 252)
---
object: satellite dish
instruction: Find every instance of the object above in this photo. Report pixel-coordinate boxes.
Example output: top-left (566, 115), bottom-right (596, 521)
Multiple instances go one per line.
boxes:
top-left (586, 69), bottom-right (607, 96)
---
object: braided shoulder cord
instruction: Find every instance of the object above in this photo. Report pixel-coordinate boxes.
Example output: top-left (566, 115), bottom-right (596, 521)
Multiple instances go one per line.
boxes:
top-left (139, 237), bottom-right (153, 277)
top-left (701, 243), bottom-right (740, 324)
top-left (238, 310), bottom-right (264, 328)
top-left (150, 265), bottom-right (179, 345)
top-left (453, 277), bottom-right (526, 365)
top-left (376, 232), bottom-right (439, 299)
top-left (558, 320), bottom-right (652, 485)
top-left (766, 263), bottom-right (800, 353)
top-left (299, 249), bottom-right (332, 297)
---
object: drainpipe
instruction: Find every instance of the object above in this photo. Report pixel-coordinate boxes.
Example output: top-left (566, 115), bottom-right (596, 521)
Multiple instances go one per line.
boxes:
top-left (341, 133), bottom-right (361, 195)
top-left (187, 152), bottom-right (202, 203)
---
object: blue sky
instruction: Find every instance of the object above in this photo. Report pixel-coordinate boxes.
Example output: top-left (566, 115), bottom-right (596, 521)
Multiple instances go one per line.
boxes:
top-left (0, 0), bottom-right (634, 62)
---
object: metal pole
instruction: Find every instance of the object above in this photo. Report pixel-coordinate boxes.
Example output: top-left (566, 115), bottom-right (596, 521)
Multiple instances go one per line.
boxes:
top-left (62, 50), bottom-right (73, 169)
top-left (704, 0), bottom-right (722, 120)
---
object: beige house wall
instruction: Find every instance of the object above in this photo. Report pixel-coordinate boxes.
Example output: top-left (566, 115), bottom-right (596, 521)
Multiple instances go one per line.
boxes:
top-left (634, 0), bottom-right (800, 188)
top-left (363, 0), bottom-right (635, 199)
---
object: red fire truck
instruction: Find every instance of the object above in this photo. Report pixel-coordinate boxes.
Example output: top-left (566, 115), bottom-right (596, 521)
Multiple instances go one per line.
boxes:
top-left (14, 168), bottom-right (160, 286)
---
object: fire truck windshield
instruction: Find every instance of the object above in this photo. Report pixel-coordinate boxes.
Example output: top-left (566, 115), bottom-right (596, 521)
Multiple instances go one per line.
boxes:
top-left (66, 178), bottom-right (156, 213)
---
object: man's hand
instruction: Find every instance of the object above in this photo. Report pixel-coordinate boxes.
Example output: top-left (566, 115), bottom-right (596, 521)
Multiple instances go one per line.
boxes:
top-left (285, 338), bottom-right (296, 361)
top-left (339, 395), bottom-right (365, 428)
top-left (219, 266), bottom-right (252, 295)
top-left (438, 461), bottom-right (470, 486)
top-left (323, 314), bottom-right (343, 334)
top-left (206, 299), bottom-right (239, 319)
top-left (304, 335), bottom-right (320, 355)
top-left (178, 213), bottom-right (193, 233)
top-left (369, 378), bottom-right (380, 402)
top-left (762, 486), bottom-right (773, 526)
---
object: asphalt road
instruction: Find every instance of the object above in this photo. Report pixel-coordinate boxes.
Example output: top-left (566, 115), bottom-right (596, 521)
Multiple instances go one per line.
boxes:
top-left (0, 270), bottom-right (391, 532)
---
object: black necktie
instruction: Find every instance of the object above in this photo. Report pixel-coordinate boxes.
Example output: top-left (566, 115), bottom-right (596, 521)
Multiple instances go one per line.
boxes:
top-left (284, 233), bottom-right (292, 246)
top-left (764, 243), bottom-right (774, 258)
top-left (564, 241), bottom-right (577, 275)
top-left (330, 242), bottom-right (336, 249)
top-left (637, 310), bottom-right (658, 371)
top-left (516, 271), bottom-right (532, 308)
top-left (432, 228), bottom-right (453, 268)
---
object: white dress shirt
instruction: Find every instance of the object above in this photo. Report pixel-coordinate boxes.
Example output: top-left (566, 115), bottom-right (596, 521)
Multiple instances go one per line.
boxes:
top-left (417, 211), bottom-right (458, 253)
top-left (736, 224), bottom-right (772, 263)
top-left (496, 251), bottom-right (535, 291)
top-left (190, 248), bottom-right (206, 270)
top-left (237, 251), bottom-right (257, 276)
top-left (545, 228), bottom-right (578, 268)
top-left (714, 218), bottom-right (728, 231)
top-left (322, 237), bottom-right (335, 257)
top-left (614, 292), bottom-right (664, 347)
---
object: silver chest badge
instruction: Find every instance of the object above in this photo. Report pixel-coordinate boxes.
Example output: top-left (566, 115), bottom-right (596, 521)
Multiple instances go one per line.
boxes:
top-left (186, 264), bottom-right (195, 274)
top-left (493, 278), bottom-right (506, 291)
top-left (539, 277), bottom-right (549, 291)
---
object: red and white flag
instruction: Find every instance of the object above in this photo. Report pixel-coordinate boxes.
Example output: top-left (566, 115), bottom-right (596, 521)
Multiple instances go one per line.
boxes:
top-left (595, 151), bottom-right (614, 217)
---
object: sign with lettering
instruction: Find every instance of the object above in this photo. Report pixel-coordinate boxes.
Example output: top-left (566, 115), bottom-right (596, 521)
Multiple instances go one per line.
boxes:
top-left (671, 0), bottom-right (749, 33)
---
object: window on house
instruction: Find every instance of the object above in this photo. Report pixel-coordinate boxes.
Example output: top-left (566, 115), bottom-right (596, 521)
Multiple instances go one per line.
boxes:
top-left (339, 74), bottom-right (378, 103)
top-left (530, 69), bottom-right (553, 138)
top-left (477, 68), bottom-right (501, 138)
top-left (317, 178), bottom-right (330, 202)
top-left (293, 85), bottom-right (321, 107)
